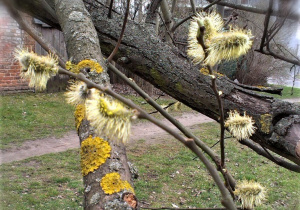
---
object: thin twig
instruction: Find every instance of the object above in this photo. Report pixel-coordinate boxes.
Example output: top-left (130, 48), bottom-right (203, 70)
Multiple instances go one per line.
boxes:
top-left (240, 139), bottom-right (300, 173)
top-left (197, 26), bottom-right (226, 168)
top-left (108, 0), bottom-right (114, 18)
top-left (255, 48), bottom-right (300, 66)
top-left (171, 0), bottom-right (221, 32)
top-left (158, 12), bottom-right (176, 45)
top-left (259, 0), bottom-right (273, 51)
top-left (107, 0), bottom-right (130, 62)
top-left (223, 11), bottom-right (238, 29)
top-left (197, 26), bottom-right (234, 197)
top-left (210, 137), bottom-right (231, 149)
top-left (148, 102), bottom-right (175, 114)
top-left (190, 0), bottom-right (197, 14)
top-left (3, 1), bottom-right (66, 67)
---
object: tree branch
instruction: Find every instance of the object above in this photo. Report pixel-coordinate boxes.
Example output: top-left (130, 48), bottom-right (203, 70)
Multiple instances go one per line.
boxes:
top-left (108, 0), bottom-right (114, 18)
top-left (171, 0), bottom-right (221, 33)
top-left (3, 0), bottom-right (66, 67)
top-left (107, 0), bottom-right (130, 62)
top-left (240, 139), bottom-right (300, 172)
top-left (228, 81), bottom-right (283, 95)
top-left (259, 0), bottom-right (273, 51)
top-left (206, 0), bottom-right (300, 20)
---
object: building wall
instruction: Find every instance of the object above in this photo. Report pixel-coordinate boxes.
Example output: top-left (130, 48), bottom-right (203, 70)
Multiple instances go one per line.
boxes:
top-left (0, 3), bottom-right (34, 92)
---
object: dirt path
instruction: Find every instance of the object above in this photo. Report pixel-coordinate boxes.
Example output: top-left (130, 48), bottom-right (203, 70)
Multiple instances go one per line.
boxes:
top-left (0, 112), bottom-right (214, 164)
top-left (1, 98), bottom-right (299, 165)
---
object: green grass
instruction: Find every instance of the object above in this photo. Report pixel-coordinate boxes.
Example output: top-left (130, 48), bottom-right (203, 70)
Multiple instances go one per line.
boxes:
top-left (0, 150), bottom-right (83, 210)
top-left (280, 86), bottom-right (300, 98)
top-left (0, 92), bottom-right (75, 149)
top-left (260, 85), bottom-right (300, 99)
top-left (1, 123), bottom-right (299, 209)
top-left (0, 92), bottom-right (190, 149)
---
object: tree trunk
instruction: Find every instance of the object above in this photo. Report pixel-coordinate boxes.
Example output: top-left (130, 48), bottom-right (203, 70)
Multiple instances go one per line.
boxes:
top-left (53, 0), bottom-right (135, 209)
top-left (160, 0), bottom-right (173, 42)
top-left (11, 0), bottom-right (300, 166)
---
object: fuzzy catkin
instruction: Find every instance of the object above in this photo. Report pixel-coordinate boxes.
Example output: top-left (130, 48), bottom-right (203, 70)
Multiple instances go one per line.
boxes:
top-left (205, 30), bottom-right (253, 66)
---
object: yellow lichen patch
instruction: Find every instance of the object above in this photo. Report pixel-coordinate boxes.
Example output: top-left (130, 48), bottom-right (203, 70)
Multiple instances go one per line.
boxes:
top-left (234, 180), bottom-right (266, 209)
top-left (256, 85), bottom-right (271, 89)
top-left (65, 60), bottom-right (103, 74)
top-left (200, 67), bottom-right (210, 75)
top-left (100, 172), bottom-right (135, 195)
top-left (77, 59), bottom-right (103, 73)
top-left (80, 135), bottom-right (111, 176)
top-left (75, 104), bottom-right (86, 130)
top-left (65, 61), bottom-right (80, 73)
top-left (260, 114), bottom-right (272, 134)
top-left (215, 72), bottom-right (224, 77)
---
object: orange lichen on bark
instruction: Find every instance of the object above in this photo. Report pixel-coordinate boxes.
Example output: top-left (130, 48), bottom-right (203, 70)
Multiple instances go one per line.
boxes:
top-left (122, 192), bottom-right (138, 209)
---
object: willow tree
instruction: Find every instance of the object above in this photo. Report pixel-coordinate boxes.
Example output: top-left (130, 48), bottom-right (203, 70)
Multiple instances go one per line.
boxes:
top-left (3, 0), bottom-right (300, 209)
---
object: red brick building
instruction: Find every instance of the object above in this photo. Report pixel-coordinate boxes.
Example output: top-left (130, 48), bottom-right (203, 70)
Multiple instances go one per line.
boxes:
top-left (0, 3), bottom-right (35, 92)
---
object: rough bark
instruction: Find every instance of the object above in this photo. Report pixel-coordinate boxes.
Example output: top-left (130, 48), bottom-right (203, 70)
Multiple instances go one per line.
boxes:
top-left (10, 0), bottom-right (300, 165)
top-left (145, 0), bottom-right (162, 24)
top-left (86, 1), bottom-right (300, 165)
top-left (53, 0), bottom-right (134, 209)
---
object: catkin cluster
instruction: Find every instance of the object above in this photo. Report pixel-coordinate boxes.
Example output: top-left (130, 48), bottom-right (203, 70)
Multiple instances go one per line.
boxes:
top-left (187, 11), bottom-right (253, 66)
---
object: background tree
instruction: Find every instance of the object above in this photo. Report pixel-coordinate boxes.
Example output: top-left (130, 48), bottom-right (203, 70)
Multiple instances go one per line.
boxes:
top-left (2, 0), bottom-right (300, 209)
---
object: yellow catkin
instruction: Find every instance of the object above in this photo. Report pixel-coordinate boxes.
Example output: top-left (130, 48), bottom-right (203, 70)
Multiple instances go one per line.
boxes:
top-left (174, 101), bottom-right (182, 111)
top-left (74, 104), bottom-right (86, 130)
top-left (80, 135), bottom-right (111, 176)
top-left (225, 110), bottom-right (256, 140)
top-left (85, 96), bottom-right (133, 143)
top-left (205, 29), bottom-right (253, 66)
top-left (187, 11), bottom-right (253, 67)
top-left (187, 11), bottom-right (223, 65)
top-left (65, 81), bottom-right (89, 106)
top-left (100, 172), bottom-right (134, 195)
top-left (234, 180), bottom-right (266, 209)
top-left (15, 49), bottom-right (59, 91)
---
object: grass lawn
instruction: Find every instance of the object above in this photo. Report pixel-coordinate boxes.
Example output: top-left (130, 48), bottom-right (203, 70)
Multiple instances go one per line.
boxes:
top-left (0, 86), bottom-right (298, 149)
top-left (0, 92), bottom-right (189, 149)
top-left (0, 92), bottom-right (75, 149)
top-left (260, 86), bottom-right (300, 99)
top-left (0, 122), bottom-right (299, 209)
top-left (0, 88), bottom-right (299, 209)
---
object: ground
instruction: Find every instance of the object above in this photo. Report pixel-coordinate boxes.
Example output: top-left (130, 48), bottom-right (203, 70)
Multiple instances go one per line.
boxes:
top-left (0, 111), bottom-right (213, 164)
